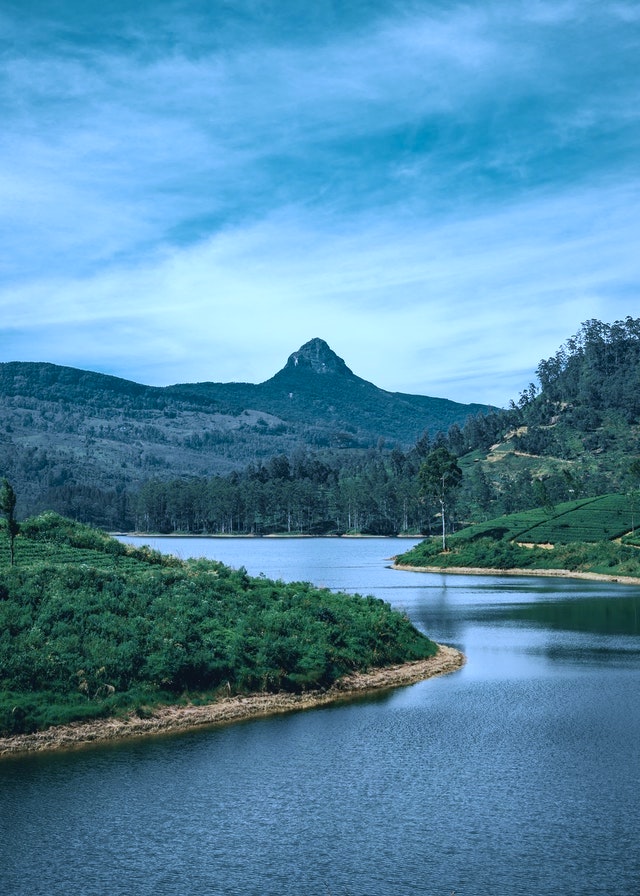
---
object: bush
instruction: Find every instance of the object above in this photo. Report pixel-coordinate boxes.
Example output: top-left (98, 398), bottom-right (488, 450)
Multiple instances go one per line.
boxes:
top-left (0, 515), bottom-right (437, 735)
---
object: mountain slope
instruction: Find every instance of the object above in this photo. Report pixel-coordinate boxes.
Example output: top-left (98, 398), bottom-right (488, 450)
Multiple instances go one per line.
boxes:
top-left (0, 339), bottom-right (493, 520)
top-left (167, 338), bottom-right (491, 444)
top-left (439, 317), bottom-right (640, 527)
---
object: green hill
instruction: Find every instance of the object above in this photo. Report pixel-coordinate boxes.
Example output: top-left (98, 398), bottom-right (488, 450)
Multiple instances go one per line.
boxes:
top-left (0, 513), bottom-right (437, 736)
top-left (394, 318), bottom-right (640, 577)
top-left (396, 493), bottom-right (640, 578)
top-left (451, 493), bottom-right (638, 545)
top-left (428, 317), bottom-right (640, 529)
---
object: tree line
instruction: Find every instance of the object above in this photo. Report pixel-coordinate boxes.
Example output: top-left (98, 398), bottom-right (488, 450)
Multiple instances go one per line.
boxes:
top-left (130, 412), bottom-right (511, 537)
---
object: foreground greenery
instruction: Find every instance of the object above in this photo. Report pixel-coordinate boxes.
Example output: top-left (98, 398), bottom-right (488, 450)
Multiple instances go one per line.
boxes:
top-left (397, 493), bottom-right (640, 579)
top-left (0, 513), bottom-right (437, 736)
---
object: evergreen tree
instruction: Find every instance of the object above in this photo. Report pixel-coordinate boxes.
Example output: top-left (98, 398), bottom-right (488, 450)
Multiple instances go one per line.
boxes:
top-left (0, 478), bottom-right (19, 566)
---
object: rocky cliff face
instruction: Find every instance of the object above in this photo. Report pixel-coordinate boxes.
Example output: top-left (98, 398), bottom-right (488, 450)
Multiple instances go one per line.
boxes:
top-left (282, 338), bottom-right (354, 377)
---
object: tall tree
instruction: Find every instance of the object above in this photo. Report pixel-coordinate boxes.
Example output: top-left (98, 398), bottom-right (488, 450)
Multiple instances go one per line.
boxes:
top-left (0, 478), bottom-right (19, 566)
top-left (418, 448), bottom-right (462, 550)
top-left (627, 458), bottom-right (640, 536)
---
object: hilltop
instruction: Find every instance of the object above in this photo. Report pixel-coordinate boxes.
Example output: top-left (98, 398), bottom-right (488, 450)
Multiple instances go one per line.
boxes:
top-left (168, 337), bottom-right (491, 443)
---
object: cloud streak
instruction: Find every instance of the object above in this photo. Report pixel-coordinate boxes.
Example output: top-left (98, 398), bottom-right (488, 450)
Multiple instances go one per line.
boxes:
top-left (1, 1), bottom-right (639, 407)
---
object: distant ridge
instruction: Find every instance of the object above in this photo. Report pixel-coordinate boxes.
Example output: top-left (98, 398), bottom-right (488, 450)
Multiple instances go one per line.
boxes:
top-left (166, 337), bottom-right (493, 435)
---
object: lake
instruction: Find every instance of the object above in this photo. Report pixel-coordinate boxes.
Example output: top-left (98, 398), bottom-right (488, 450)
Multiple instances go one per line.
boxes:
top-left (1, 536), bottom-right (639, 896)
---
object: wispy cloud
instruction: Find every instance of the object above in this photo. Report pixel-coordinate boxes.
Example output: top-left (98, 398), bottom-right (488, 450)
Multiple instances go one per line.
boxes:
top-left (4, 172), bottom-right (636, 403)
top-left (1, 1), bottom-right (639, 407)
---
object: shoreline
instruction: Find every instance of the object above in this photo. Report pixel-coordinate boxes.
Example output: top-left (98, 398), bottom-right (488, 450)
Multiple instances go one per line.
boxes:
top-left (0, 644), bottom-right (464, 758)
top-left (393, 562), bottom-right (640, 585)
top-left (116, 532), bottom-right (421, 539)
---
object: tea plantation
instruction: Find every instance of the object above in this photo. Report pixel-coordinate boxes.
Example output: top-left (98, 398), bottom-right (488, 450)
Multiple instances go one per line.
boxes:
top-left (398, 493), bottom-right (640, 577)
top-left (0, 513), bottom-right (437, 736)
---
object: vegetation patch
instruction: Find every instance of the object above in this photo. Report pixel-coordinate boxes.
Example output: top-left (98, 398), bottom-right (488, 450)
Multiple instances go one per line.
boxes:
top-left (396, 492), bottom-right (640, 579)
top-left (0, 514), bottom-right (436, 736)
top-left (450, 494), bottom-right (636, 546)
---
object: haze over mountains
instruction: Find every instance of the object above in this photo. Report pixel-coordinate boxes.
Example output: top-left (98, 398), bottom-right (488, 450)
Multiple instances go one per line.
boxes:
top-left (0, 338), bottom-right (492, 517)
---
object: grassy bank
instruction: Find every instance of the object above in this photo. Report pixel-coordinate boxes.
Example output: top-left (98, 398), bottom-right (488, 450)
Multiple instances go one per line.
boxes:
top-left (0, 647), bottom-right (464, 756)
top-left (396, 494), bottom-right (640, 580)
top-left (0, 513), bottom-right (438, 737)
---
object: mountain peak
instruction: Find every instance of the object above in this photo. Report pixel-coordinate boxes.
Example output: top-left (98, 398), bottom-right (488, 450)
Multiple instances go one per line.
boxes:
top-left (283, 338), bottom-right (354, 377)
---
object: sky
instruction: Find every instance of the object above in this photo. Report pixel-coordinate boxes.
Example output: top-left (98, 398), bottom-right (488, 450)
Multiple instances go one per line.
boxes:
top-left (1, 0), bottom-right (639, 407)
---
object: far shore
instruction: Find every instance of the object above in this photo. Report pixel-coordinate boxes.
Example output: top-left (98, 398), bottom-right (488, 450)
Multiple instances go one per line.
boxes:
top-left (0, 645), bottom-right (464, 759)
top-left (113, 532), bottom-right (422, 539)
top-left (393, 562), bottom-right (640, 585)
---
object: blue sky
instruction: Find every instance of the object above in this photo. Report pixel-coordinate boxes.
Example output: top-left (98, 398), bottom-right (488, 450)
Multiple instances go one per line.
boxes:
top-left (1, 1), bottom-right (639, 407)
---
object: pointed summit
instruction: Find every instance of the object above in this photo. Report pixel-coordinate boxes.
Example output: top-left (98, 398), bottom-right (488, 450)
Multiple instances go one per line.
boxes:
top-left (283, 338), bottom-right (354, 377)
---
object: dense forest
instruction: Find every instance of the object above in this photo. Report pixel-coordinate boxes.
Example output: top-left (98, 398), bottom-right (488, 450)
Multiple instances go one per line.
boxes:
top-left (129, 424), bottom-right (501, 536)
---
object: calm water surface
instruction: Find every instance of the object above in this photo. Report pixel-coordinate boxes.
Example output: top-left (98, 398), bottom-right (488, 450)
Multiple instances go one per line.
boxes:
top-left (2, 537), bottom-right (639, 896)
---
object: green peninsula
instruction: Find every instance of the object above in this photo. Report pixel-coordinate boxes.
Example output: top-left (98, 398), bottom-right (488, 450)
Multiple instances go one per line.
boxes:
top-left (0, 513), bottom-right (439, 739)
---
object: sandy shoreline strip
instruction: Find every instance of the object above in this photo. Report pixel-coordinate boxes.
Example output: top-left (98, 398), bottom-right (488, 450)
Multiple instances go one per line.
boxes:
top-left (393, 563), bottom-right (640, 585)
top-left (0, 644), bottom-right (464, 758)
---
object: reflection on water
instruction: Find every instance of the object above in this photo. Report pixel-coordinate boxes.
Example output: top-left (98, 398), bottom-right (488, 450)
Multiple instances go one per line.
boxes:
top-left (488, 593), bottom-right (640, 635)
top-left (2, 537), bottom-right (638, 896)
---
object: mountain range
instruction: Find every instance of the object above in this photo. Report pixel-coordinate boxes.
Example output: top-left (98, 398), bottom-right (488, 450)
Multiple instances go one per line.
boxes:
top-left (0, 338), bottom-right (492, 516)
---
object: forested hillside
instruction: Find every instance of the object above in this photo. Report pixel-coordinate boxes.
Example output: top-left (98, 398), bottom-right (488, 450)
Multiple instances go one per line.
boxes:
top-left (0, 339), bottom-right (490, 526)
top-left (2, 320), bottom-right (639, 535)
top-left (130, 317), bottom-right (640, 536)
top-left (449, 317), bottom-right (640, 524)
top-left (501, 317), bottom-right (640, 496)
